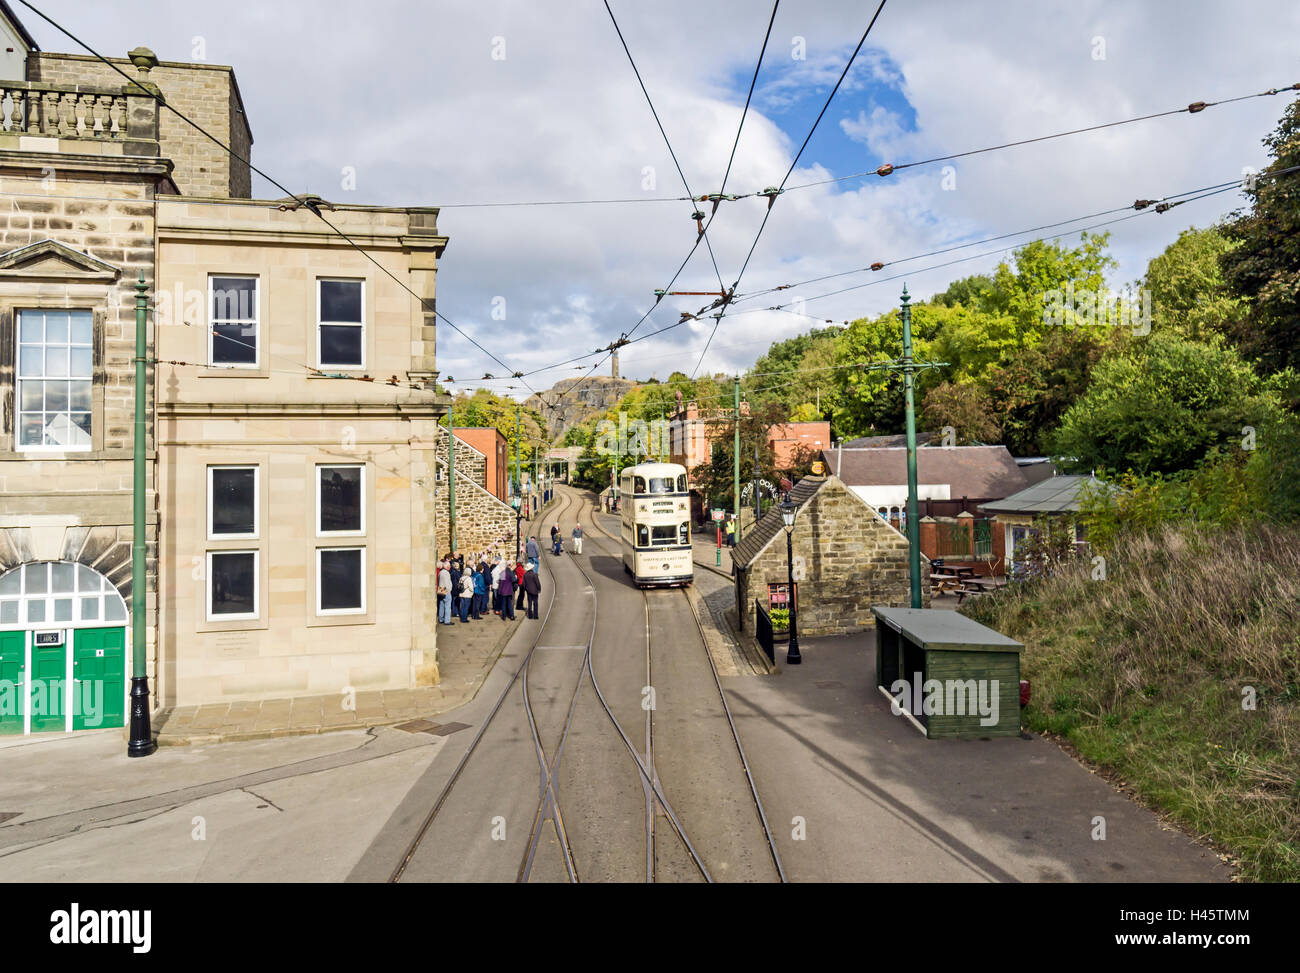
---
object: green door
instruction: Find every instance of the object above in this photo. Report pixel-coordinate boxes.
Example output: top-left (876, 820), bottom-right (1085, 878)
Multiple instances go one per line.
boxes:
top-left (30, 640), bottom-right (66, 733)
top-left (73, 627), bottom-right (125, 730)
top-left (0, 632), bottom-right (24, 735)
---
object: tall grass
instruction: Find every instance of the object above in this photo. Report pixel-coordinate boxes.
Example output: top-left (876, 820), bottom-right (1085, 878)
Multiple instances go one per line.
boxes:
top-left (965, 523), bottom-right (1300, 881)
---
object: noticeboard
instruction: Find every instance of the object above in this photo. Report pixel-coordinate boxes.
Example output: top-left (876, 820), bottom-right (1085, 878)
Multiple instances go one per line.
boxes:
top-left (767, 581), bottom-right (797, 612)
top-left (711, 509), bottom-right (726, 522)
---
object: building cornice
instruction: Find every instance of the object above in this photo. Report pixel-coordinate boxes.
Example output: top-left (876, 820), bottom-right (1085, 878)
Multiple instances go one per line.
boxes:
top-left (158, 400), bottom-right (448, 419)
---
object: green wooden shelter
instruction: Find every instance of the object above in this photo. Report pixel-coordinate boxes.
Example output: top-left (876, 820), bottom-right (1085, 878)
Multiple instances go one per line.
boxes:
top-left (872, 606), bottom-right (1023, 738)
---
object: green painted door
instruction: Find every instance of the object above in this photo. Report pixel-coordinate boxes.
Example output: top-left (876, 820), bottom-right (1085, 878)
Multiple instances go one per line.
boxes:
top-left (0, 632), bottom-right (24, 735)
top-left (73, 627), bottom-right (125, 731)
top-left (30, 641), bottom-right (66, 733)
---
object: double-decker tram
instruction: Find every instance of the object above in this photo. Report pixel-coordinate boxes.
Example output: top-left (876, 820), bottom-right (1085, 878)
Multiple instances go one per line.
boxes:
top-left (619, 462), bottom-right (694, 587)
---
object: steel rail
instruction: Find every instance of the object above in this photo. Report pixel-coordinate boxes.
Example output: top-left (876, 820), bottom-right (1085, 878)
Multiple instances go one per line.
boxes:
top-left (388, 491), bottom-right (578, 883)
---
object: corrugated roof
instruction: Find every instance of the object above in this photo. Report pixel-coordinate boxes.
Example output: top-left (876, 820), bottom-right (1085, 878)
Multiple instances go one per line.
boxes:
top-left (732, 475), bottom-right (827, 568)
top-left (979, 475), bottom-right (1108, 514)
top-left (842, 432), bottom-right (936, 448)
top-left (822, 445), bottom-right (1028, 500)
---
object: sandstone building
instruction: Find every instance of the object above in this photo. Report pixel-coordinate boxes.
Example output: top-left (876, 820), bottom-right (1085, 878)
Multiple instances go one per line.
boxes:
top-left (0, 9), bottom-right (451, 735)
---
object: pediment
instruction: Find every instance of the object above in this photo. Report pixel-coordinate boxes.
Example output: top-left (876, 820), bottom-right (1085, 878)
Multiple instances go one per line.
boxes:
top-left (0, 239), bottom-right (121, 282)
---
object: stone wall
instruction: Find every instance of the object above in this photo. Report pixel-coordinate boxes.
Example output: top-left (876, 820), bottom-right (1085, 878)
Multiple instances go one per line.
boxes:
top-left (29, 52), bottom-right (253, 199)
top-left (432, 427), bottom-right (516, 557)
top-left (737, 477), bottom-right (928, 637)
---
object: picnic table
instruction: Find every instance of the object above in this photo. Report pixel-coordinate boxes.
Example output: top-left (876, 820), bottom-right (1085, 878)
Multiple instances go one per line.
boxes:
top-left (956, 575), bottom-right (1007, 603)
top-left (929, 572), bottom-right (963, 594)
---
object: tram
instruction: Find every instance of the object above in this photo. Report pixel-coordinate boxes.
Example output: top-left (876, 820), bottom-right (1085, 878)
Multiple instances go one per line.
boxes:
top-left (619, 462), bottom-right (694, 587)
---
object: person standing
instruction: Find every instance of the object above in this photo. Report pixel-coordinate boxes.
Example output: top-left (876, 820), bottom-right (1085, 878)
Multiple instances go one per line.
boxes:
top-left (726, 517), bottom-right (736, 548)
top-left (523, 562), bottom-right (541, 618)
top-left (571, 523), bottom-right (583, 555)
top-left (449, 557), bottom-right (463, 619)
top-left (471, 565), bottom-right (486, 620)
top-left (498, 564), bottom-right (516, 620)
top-left (526, 535), bottom-right (539, 562)
top-left (515, 561), bottom-right (527, 611)
top-left (458, 571), bottom-right (473, 622)
top-left (437, 560), bottom-right (452, 625)
top-left (550, 524), bottom-right (562, 556)
top-left (491, 558), bottom-right (504, 614)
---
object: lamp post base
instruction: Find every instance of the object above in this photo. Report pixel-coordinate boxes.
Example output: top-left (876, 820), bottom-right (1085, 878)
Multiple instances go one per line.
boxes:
top-left (786, 639), bottom-right (802, 665)
top-left (127, 676), bottom-right (156, 757)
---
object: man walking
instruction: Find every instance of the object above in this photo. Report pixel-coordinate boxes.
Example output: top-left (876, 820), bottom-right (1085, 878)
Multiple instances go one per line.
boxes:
top-left (571, 522), bottom-right (583, 555)
top-left (523, 563), bottom-right (541, 619)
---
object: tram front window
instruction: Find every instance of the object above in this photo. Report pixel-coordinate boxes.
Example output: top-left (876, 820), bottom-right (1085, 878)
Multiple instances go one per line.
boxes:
top-left (650, 525), bottom-right (680, 546)
top-left (647, 477), bottom-right (677, 494)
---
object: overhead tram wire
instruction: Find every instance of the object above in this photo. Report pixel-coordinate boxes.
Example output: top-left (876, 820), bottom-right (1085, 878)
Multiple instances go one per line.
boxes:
top-left (603, 0), bottom-right (726, 294)
top-left (536, 1), bottom-right (784, 413)
top-left (689, 0), bottom-right (890, 377)
top-left (15, 0), bottom-right (543, 400)
top-left (782, 81), bottom-right (1300, 193)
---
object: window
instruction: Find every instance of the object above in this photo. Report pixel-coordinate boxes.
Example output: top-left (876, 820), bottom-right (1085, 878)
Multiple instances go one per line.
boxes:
top-left (318, 465), bottom-right (364, 535)
top-left (318, 548), bottom-right (364, 614)
top-left (0, 561), bottom-right (126, 628)
top-left (210, 275), bottom-right (258, 366)
top-left (637, 524), bottom-right (649, 547)
top-left (634, 476), bottom-right (647, 493)
top-left (317, 279), bottom-right (364, 368)
top-left (650, 525), bottom-right (679, 546)
top-left (16, 309), bottom-right (93, 450)
top-left (677, 474), bottom-right (688, 492)
top-left (647, 477), bottom-right (676, 494)
top-left (207, 551), bottom-right (258, 619)
top-left (208, 466), bottom-right (258, 539)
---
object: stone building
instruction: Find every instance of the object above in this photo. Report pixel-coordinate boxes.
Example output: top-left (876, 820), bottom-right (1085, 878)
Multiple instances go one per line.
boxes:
top-left (731, 474), bottom-right (927, 638)
top-left (0, 7), bottom-right (452, 735)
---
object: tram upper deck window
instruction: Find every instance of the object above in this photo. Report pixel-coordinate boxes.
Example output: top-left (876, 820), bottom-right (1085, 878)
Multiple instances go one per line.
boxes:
top-left (634, 476), bottom-right (647, 493)
top-left (647, 477), bottom-right (678, 494)
top-left (677, 474), bottom-right (688, 492)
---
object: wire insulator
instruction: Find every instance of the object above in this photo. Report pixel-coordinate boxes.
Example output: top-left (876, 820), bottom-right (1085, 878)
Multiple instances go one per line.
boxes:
top-left (870, 262), bottom-right (884, 271)
top-left (1154, 201), bottom-right (1172, 213)
top-left (876, 163), bottom-right (894, 177)
top-left (1133, 199), bottom-right (1156, 210)
top-left (1187, 101), bottom-right (1207, 113)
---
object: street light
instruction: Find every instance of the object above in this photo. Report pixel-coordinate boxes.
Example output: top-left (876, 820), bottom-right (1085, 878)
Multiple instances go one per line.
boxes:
top-left (511, 494), bottom-right (522, 562)
top-left (780, 500), bottom-right (801, 665)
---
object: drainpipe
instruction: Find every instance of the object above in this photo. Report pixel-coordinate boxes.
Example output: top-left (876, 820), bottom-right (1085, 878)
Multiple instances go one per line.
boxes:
top-left (128, 272), bottom-right (155, 757)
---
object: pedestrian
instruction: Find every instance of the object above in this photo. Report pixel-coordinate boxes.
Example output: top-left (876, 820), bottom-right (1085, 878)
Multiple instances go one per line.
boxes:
top-left (488, 559), bottom-right (504, 611)
top-left (498, 564), bottom-right (516, 620)
top-left (471, 564), bottom-right (486, 619)
top-left (437, 559), bottom-right (452, 625)
top-left (449, 557), bottom-right (463, 619)
top-left (523, 562), bottom-right (541, 618)
top-left (726, 517), bottom-right (736, 548)
top-left (525, 535), bottom-right (539, 562)
top-left (515, 561), bottom-right (527, 611)
top-left (551, 524), bottom-right (562, 556)
top-left (458, 571), bottom-right (473, 622)
top-left (571, 522), bottom-right (583, 555)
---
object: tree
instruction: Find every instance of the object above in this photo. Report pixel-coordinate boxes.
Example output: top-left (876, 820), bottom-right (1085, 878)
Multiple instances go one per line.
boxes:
top-left (921, 381), bottom-right (1000, 444)
top-left (1143, 225), bottom-right (1244, 341)
top-left (1050, 333), bottom-right (1276, 475)
top-left (1220, 95), bottom-right (1300, 374)
top-left (443, 389), bottom-right (548, 469)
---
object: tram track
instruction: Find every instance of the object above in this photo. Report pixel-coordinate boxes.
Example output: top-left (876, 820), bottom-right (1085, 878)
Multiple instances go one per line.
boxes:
top-left (579, 489), bottom-right (786, 883)
top-left (390, 491), bottom-right (586, 883)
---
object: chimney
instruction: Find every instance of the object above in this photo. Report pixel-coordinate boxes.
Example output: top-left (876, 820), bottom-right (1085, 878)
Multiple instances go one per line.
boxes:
top-left (611, 349), bottom-right (620, 380)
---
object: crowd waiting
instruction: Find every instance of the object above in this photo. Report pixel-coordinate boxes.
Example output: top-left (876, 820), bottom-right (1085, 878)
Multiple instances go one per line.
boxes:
top-left (434, 524), bottom-right (585, 625)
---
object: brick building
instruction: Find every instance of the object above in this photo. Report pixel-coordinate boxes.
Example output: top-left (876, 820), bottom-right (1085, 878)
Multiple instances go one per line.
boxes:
top-left (732, 474), bottom-right (926, 638)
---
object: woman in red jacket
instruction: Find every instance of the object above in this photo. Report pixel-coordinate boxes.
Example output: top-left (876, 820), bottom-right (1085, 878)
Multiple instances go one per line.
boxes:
top-left (514, 561), bottom-right (527, 611)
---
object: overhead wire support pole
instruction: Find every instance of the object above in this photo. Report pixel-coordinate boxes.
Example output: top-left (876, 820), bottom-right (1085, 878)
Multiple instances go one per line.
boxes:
top-left (734, 377), bottom-right (742, 544)
top-left (448, 395), bottom-right (457, 553)
top-left (128, 272), bottom-right (156, 758)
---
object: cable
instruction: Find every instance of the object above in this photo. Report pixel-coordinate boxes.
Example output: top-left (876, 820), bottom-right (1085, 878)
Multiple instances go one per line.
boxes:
top-left (689, 0), bottom-right (890, 377)
top-left (782, 81), bottom-right (1300, 191)
top-left (15, 0), bottom-right (541, 400)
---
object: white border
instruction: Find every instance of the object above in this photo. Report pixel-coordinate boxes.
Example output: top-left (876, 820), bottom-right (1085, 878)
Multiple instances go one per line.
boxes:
top-left (207, 274), bottom-right (260, 369)
top-left (206, 550), bottom-right (260, 621)
top-left (207, 465), bottom-right (260, 541)
top-left (316, 547), bottom-right (365, 615)
top-left (316, 464), bottom-right (365, 537)
top-left (316, 277), bottom-right (366, 370)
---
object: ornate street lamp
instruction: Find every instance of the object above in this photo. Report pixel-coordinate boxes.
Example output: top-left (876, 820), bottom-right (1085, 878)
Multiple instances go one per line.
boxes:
top-left (780, 500), bottom-right (801, 665)
top-left (511, 494), bottom-right (523, 562)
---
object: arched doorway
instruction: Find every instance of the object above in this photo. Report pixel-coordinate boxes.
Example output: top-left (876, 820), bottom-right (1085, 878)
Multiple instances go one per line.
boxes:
top-left (0, 561), bottom-right (128, 735)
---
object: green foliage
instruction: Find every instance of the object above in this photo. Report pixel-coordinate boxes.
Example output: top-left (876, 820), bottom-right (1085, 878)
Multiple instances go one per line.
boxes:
top-left (1050, 332), bottom-right (1275, 475)
top-left (443, 389), bottom-right (548, 464)
top-left (1143, 225), bottom-right (1244, 341)
top-left (1220, 95), bottom-right (1300, 374)
top-left (921, 380), bottom-right (1000, 444)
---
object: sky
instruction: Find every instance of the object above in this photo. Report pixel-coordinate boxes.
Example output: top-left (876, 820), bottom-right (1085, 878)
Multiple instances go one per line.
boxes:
top-left (20, 0), bottom-right (1300, 399)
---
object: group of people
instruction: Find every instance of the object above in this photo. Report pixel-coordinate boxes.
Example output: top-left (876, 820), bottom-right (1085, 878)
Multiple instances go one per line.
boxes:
top-left (436, 553), bottom-right (542, 624)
